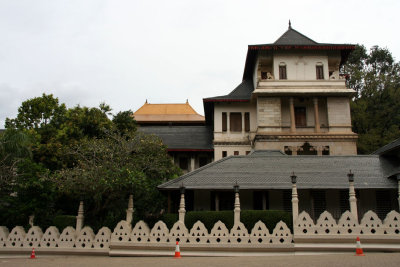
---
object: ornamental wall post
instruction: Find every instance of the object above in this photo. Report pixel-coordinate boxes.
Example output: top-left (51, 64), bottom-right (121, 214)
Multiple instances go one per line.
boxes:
top-left (126, 194), bottom-right (134, 225)
top-left (76, 200), bottom-right (84, 232)
top-left (291, 172), bottom-right (299, 225)
top-left (348, 170), bottom-right (358, 222)
top-left (178, 185), bottom-right (186, 223)
top-left (234, 182), bottom-right (241, 225)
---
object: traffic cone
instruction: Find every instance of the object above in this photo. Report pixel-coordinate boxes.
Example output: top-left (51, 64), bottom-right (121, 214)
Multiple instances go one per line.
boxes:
top-left (30, 247), bottom-right (36, 259)
top-left (355, 236), bottom-right (365, 256)
top-left (174, 241), bottom-right (181, 258)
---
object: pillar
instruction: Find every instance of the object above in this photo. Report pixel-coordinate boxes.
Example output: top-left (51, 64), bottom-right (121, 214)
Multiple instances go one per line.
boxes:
top-left (241, 112), bottom-right (245, 134)
top-left (289, 97), bottom-right (296, 133)
top-left (215, 193), bottom-right (220, 211)
top-left (227, 113), bottom-right (230, 132)
top-left (313, 97), bottom-right (320, 133)
top-left (126, 194), bottom-right (134, 225)
top-left (348, 171), bottom-right (358, 221)
top-left (262, 192), bottom-right (267, 210)
top-left (291, 146), bottom-right (298, 156)
top-left (76, 200), bottom-right (84, 232)
top-left (190, 155), bottom-right (195, 172)
top-left (234, 183), bottom-right (240, 225)
top-left (291, 173), bottom-right (299, 225)
top-left (178, 187), bottom-right (186, 223)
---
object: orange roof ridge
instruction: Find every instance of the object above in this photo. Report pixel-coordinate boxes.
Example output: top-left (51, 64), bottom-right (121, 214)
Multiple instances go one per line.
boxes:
top-left (134, 101), bottom-right (202, 115)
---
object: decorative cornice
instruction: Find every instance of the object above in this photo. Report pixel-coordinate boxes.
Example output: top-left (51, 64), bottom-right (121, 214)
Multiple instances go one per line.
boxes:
top-left (214, 141), bottom-right (251, 146)
top-left (255, 133), bottom-right (358, 142)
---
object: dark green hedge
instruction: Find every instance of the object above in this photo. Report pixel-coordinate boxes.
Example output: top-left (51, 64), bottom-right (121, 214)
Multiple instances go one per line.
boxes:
top-left (241, 210), bottom-right (292, 232)
top-left (185, 211), bottom-right (234, 231)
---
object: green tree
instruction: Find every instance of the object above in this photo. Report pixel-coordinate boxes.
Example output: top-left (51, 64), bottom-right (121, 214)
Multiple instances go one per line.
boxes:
top-left (343, 45), bottom-right (400, 154)
top-left (112, 110), bottom-right (137, 135)
top-left (52, 131), bottom-right (180, 229)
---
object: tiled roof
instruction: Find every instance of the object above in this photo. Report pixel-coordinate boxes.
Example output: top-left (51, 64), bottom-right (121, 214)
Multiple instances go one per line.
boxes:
top-left (159, 151), bottom-right (399, 190)
top-left (373, 138), bottom-right (400, 156)
top-left (138, 126), bottom-right (213, 150)
top-left (134, 101), bottom-right (204, 123)
top-left (273, 26), bottom-right (317, 45)
top-left (203, 80), bottom-right (254, 102)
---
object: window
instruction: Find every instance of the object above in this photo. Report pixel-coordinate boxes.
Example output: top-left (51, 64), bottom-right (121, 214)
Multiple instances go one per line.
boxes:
top-left (234, 151), bottom-right (239, 156)
top-left (316, 65), bottom-right (324, 79)
top-left (222, 112), bottom-right (227, 132)
top-left (222, 151), bottom-right (227, 158)
top-left (179, 157), bottom-right (188, 170)
top-left (199, 157), bottom-right (208, 167)
top-left (244, 112), bottom-right (250, 132)
top-left (246, 151), bottom-right (251, 155)
top-left (279, 64), bottom-right (287, 80)
top-left (295, 107), bottom-right (306, 127)
top-left (229, 112), bottom-right (242, 132)
top-left (261, 71), bottom-right (268, 80)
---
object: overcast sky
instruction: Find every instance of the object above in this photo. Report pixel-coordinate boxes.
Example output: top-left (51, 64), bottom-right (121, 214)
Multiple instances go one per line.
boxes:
top-left (1, 0), bottom-right (399, 127)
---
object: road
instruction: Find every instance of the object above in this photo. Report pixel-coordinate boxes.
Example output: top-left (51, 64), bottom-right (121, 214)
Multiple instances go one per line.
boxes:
top-left (1, 253), bottom-right (400, 267)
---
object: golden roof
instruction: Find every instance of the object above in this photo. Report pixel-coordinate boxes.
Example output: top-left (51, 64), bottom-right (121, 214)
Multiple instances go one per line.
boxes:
top-left (133, 101), bottom-right (205, 123)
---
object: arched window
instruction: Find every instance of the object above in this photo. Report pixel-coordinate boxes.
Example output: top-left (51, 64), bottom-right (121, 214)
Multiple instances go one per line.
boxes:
top-left (316, 63), bottom-right (324, 79)
top-left (279, 62), bottom-right (287, 80)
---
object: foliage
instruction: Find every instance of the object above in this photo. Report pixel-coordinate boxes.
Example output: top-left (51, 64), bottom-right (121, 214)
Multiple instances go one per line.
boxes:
top-left (342, 45), bottom-right (400, 154)
top-left (52, 215), bottom-right (76, 232)
top-left (185, 211), bottom-right (234, 231)
top-left (51, 131), bottom-right (181, 225)
top-left (241, 210), bottom-right (292, 232)
top-left (112, 110), bottom-right (137, 135)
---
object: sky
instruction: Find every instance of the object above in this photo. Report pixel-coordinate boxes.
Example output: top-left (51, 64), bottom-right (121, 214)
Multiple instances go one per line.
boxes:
top-left (1, 0), bottom-right (399, 127)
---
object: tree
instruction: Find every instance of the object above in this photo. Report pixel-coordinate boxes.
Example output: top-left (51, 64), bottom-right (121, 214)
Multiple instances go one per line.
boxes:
top-left (112, 110), bottom-right (137, 135)
top-left (343, 45), bottom-right (400, 154)
top-left (51, 131), bottom-right (181, 228)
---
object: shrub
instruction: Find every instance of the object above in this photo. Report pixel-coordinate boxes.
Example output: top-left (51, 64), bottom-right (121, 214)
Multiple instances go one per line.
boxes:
top-left (185, 211), bottom-right (234, 231)
top-left (241, 210), bottom-right (292, 232)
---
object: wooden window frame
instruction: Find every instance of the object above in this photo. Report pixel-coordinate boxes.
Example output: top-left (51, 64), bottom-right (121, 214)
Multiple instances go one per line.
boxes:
top-left (222, 112), bottom-right (227, 132)
top-left (279, 65), bottom-right (287, 80)
top-left (229, 112), bottom-right (242, 132)
top-left (244, 112), bottom-right (250, 132)
top-left (316, 65), bottom-right (324, 80)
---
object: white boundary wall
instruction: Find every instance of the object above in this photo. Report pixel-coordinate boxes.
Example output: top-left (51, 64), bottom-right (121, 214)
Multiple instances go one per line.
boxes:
top-left (1, 210), bottom-right (399, 256)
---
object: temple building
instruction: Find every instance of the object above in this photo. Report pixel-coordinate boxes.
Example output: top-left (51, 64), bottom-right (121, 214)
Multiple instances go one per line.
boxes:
top-left (134, 100), bottom-right (213, 173)
top-left (157, 24), bottom-right (400, 219)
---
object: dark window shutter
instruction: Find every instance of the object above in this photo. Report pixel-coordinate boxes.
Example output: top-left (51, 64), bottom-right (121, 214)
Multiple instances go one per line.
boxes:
top-left (222, 112), bottom-right (227, 132)
top-left (244, 112), bottom-right (250, 132)
top-left (230, 113), bottom-right (242, 132)
top-left (279, 66), bottom-right (287, 79)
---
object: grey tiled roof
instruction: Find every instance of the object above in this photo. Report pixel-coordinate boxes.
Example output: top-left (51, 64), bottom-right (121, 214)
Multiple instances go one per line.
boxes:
top-left (273, 27), bottom-right (317, 45)
top-left (159, 151), bottom-right (399, 190)
top-left (203, 80), bottom-right (253, 102)
top-left (373, 138), bottom-right (400, 155)
top-left (138, 125), bottom-right (213, 150)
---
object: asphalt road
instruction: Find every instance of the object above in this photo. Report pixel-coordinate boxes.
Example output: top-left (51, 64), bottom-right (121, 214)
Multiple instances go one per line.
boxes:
top-left (1, 253), bottom-right (400, 267)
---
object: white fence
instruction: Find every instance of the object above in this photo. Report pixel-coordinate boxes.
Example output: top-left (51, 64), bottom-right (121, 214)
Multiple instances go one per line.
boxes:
top-left (1, 210), bottom-right (400, 256)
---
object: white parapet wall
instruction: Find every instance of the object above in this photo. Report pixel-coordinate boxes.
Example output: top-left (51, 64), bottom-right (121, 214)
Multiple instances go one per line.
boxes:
top-left (0, 210), bottom-right (399, 256)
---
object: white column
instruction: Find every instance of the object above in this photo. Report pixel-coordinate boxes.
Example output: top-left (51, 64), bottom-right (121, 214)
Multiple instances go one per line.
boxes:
top-left (190, 155), bottom-right (195, 171)
top-left (313, 97), bottom-right (320, 133)
top-left (289, 97), bottom-right (296, 133)
top-left (292, 182), bottom-right (299, 225)
top-left (126, 194), bottom-right (134, 225)
top-left (215, 193), bottom-right (220, 211)
top-left (234, 192), bottom-right (241, 225)
top-left (76, 200), bottom-right (84, 232)
top-left (241, 112), bottom-right (245, 134)
top-left (349, 181), bottom-right (358, 221)
top-left (262, 192), bottom-right (267, 210)
top-left (178, 192), bottom-right (186, 223)
top-left (227, 113), bottom-right (230, 133)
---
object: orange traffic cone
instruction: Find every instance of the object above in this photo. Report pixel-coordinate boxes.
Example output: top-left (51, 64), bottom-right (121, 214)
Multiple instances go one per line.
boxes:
top-left (30, 247), bottom-right (36, 259)
top-left (174, 241), bottom-right (181, 258)
top-left (355, 237), bottom-right (365, 256)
